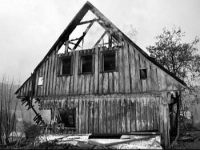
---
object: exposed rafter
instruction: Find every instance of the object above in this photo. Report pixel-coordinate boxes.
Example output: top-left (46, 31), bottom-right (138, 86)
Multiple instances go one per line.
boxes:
top-left (93, 31), bottom-right (107, 48)
top-left (73, 21), bottom-right (95, 50)
top-left (78, 18), bottom-right (99, 25)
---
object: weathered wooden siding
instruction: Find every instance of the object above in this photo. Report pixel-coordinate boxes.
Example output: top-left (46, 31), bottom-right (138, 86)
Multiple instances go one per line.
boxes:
top-left (17, 41), bottom-right (183, 97)
top-left (39, 94), bottom-right (161, 134)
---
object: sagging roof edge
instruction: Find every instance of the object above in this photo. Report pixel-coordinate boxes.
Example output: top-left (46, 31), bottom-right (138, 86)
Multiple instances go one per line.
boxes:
top-left (15, 1), bottom-right (186, 95)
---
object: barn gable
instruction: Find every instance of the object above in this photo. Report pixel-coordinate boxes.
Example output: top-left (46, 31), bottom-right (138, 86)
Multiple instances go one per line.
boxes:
top-left (15, 1), bottom-right (186, 98)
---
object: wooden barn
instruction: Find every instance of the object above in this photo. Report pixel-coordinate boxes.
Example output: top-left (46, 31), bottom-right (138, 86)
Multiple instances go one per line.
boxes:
top-left (15, 1), bottom-right (186, 148)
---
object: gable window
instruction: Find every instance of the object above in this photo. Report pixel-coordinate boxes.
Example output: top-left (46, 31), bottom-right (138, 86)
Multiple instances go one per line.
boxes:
top-left (103, 52), bottom-right (116, 71)
top-left (140, 69), bottom-right (147, 80)
top-left (81, 55), bottom-right (93, 73)
top-left (61, 56), bottom-right (72, 75)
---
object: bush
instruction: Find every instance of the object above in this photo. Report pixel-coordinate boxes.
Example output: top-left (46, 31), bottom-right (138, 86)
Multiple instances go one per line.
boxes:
top-left (24, 124), bottom-right (42, 139)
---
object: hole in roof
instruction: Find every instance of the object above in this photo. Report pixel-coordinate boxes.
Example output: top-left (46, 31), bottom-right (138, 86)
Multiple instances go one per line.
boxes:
top-left (76, 21), bottom-right (106, 50)
top-left (81, 10), bottom-right (98, 22)
top-left (68, 9), bottom-right (107, 50)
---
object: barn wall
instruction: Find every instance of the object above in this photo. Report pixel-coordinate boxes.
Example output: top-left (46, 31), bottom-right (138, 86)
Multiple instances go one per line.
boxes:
top-left (40, 94), bottom-right (161, 134)
top-left (17, 41), bottom-right (183, 97)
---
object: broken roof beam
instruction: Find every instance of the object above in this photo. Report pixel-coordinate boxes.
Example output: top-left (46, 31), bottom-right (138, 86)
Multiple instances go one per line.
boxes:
top-left (78, 18), bottom-right (99, 25)
top-left (73, 20), bottom-right (95, 50)
top-left (93, 30), bottom-right (107, 48)
top-left (97, 20), bottom-right (121, 42)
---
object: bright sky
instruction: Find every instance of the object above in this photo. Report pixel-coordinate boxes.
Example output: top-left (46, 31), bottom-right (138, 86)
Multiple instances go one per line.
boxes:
top-left (0, 0), bottom-right (200, 84)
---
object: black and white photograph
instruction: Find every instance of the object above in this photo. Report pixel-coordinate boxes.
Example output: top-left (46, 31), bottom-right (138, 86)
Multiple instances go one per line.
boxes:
top-left (0, 0), bottom-right (200, 149)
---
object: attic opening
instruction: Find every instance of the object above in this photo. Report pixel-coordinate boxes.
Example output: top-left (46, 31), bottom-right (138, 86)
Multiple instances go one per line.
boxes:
top-left (57, 10), bottom-right (121, 54)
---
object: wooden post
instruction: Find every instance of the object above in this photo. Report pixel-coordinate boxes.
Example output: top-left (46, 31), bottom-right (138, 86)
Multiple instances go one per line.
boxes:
top-left (65, 40), bottom-right (69, 54)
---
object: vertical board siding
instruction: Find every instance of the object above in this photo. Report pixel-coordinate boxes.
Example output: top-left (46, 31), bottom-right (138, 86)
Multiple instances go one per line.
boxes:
top-left (40, 94), bottom-right (161, 134)
top-left (18, 45), bottom-right (183, 97)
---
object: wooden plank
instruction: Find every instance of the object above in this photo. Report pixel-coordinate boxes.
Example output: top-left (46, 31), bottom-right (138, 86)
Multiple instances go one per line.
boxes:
top-left (150, 96), bottom-right (154, 130)
top-left (144, 96), bottom-right (148, 130)
top-left (94, 97), bottom-right (99, 133)
top-left (73, 51), bottom-right (79, 94)
top-left (113, 72), bottom-right (119, 93)
top-left (130, 97), bottom-right (136, 132)
top-left (69, 64), bottom-right (74, 95)
top-left (163, 104), bottom-right (169, 147)
top-left (147, 96), bottom-right (150, 130)
top-left (127, 96), bottom-right (131, 132)
top-left (136, 96), bottom-right (141, 131)
top-left (84, 97), bottom-right (88, 133)
top-left (85, 75), bottom-right (90, 94)
top-left (94, 47), bottom-right (99, 93)
top-left (49, 53), bottom-right (55, 95)
top-left (108, 72), bottom-right (113, 93)
top-left (98, 73), bottom-right (103, 94)
top-left (81, 75), bottom-right (85, 94)
top-left (77, 74), bottom-right (82, 94)
top-left (103, 73), bottom-right (109, 94)
top-left (89, 75), bottom-right (94, 94)
top-left (156, 96), bottom-right (159, 131)
top-left (146, 61), bottom-right (151, 92)
top-left (121, 97), bottom-right (126, 133)
top-left (103, 98), bottom-right (107, 133)
top-left (43, 59), bottom-right (48, 96)
top-left (46, 55), bottom-right (52, 95)
top-left (75, 98), bottom-right (79, 133)
top-left (117, 98), bottom-right (121, 133)
top-left (141, 97), bottom-right (146, 131)
top-left (123, 42), bottom-right (131, 93)
top-left (81, 97), bottom-right (85, 133)
top-left (99, 97), bottom-right (103, 133)
top-left (129, 45), bottom-right (136, 92)
top-left (53, 54), bottom-right (59, 96)
top-left (51, 52), bottom-right (57, 96)
top-left (153, 97), bottom-right (157, 130)
top-left (92, 99), bottom-right (95, 133)
top-left (78, 18), bottom-right (99, 25)
top-left (79, 98), bottom-right (82, 133)
top-left (88, 99), bottom-right (92, 133)
top-left (40, 61), bottom-right (46, 96)
top-left (134, 51), bottom-right (141, 92)
top-left (118, 47), bottom-right (124, 93)
top-left (55, 57), bottom-right (60, 96)
top-left (110, 97), bottom-right (114, 133)
top-left (149, 64), bottom-right (154, 91)
top-left (40, 62), bottom-right (44, 96)
top-left (107, 96), bottom-right (111, 133)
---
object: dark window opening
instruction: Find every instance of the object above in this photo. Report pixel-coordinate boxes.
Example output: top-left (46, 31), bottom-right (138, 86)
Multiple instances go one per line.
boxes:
top-left (103, 53), bottom-right (116, 71)
top-left (58, 107), bottom-right (76, 128)
top-left (81, 55), bottom-right (93, 73)
top-left (140, 69), bottom-right (147, 80)
top-left (62, 57), bottom-right (72, 75)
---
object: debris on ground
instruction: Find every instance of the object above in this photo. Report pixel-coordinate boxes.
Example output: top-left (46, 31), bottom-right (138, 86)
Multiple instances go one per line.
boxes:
top-left (31, 133), bottom-right (162, 149)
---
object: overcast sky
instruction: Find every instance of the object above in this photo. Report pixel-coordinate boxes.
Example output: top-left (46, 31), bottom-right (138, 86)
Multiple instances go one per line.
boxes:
top-left (0, 0), bottom-right (200, 84)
